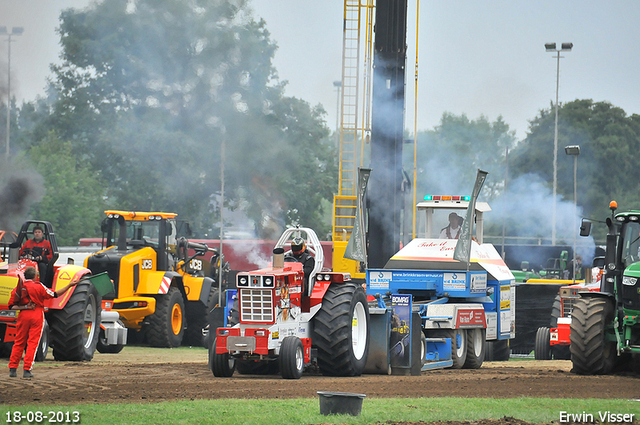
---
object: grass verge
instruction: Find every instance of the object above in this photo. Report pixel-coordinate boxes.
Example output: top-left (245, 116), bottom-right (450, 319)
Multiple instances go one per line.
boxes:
top-left (2, 397), bottom-right (638, 425)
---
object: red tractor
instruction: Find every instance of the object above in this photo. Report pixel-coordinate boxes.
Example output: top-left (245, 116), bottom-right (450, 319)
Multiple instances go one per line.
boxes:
top-left (534, 266), bottom-right (602, 360)
top-left (0, 220), bottom-right (124, 361)
top-left (209, 227), bottom-right (370, 379)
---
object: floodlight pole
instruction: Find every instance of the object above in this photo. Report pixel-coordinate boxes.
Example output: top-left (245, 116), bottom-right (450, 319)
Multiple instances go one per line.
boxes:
top-left (546, 42), bottom-right (573, 246)
top-left (1, 27), bottom-right (23, 160)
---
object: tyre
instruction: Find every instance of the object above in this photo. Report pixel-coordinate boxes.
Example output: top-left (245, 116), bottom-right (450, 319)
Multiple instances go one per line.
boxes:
top-left (570, 297), bottom-right (617, 375)
top-left (492, 339), bottom-right (510, 361)
top-left (35, 320), bottom-right (49, 362)
top-left (280, 336), bottom-right (304, 379)
top-left (146, 287), bottom-right (185, 348)
top-left (463, 328), bottom-right (485, 369)
top-left (313, 283), bottom-right (370, 376)
top-left (210, 337), bottom-right (235, 377)
top-left (420, 332), bottom-right (427, 366)
top-left (550, 295), bottom-right (562, 327)
top-left (48, 280), bottom-right (101, 361)
top-left (535, 327), bottom-right (552, 360)
top-left (184, 288), bottom-right (220, 347)
top-left (430, 328), bottom-right (467, 369)
top-left (96, 320), bottom-right (125, 354)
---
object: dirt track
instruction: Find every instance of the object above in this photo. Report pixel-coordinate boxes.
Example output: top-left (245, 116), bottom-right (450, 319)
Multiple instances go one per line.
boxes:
top-left (1, 346), bottom-right (639, 406)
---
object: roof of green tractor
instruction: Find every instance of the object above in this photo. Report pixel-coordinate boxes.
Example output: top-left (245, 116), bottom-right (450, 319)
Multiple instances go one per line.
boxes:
top-left (615, 210), bottom-right (640, 221)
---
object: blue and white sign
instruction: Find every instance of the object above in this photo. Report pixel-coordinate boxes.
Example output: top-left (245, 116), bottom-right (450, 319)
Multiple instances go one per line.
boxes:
top-left (369, 271), bottom-right (392, 289)
top-left (442, 272), bottom-right (466, 291)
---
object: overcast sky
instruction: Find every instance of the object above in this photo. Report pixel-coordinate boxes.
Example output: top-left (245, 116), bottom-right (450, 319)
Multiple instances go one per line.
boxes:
top-left (2, 0), bottom-right (639, 141)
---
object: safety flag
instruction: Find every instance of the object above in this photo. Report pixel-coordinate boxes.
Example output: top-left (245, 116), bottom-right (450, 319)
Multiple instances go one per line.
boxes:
top-left (453, 169), bottom-right (488, 265)
top-left (344, 168), bottom-right (371, 265)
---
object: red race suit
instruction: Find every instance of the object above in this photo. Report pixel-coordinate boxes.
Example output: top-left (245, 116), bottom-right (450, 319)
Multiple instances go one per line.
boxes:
top-left (20, 238), bottom-right (53, 263)
top-left (8, 279), bottom-right (56, 371)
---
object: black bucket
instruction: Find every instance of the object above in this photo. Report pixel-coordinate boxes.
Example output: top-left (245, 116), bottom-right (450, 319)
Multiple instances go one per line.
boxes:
top-left (317, 391), bottom-right (366, 416)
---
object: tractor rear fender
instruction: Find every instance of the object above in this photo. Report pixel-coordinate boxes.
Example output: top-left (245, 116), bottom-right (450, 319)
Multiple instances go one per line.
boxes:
top-left (577, 290), bottom-right (614, 301)
top-left (308, 279), bottom-right (334, 314)
top-left (181, 274), bottom-right (213, 304)
top-left (46, 265), bottom-right (92, 310)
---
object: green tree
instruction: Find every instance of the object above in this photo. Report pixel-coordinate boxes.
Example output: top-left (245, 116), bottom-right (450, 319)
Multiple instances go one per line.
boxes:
top-left (19, 132), bottom-right (105, 245)
top-left (414, 113), bottom-right (516, 199)
top-left (508, 99), bottom-right (640, 243)
top-left (43, 0), bottom-right (336, 238)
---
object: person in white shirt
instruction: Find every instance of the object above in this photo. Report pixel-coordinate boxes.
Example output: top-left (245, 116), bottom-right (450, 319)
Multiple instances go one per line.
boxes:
top-left (439, 213), bottom-right (462, 239)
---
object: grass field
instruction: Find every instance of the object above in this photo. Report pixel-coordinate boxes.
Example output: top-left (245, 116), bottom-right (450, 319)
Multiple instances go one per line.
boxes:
top-left (2, 397), bottom-right (639, 425)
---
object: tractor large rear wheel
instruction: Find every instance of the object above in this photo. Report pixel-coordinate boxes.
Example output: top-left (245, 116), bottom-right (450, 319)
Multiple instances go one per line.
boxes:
top-left (146, 287), bottom-right (185, 348)
top-left (48, 280), bottom-right (101, 361)
top-left (550, 295), bottom-right (562, 327)
top-left (570, 297), bottom-right (617, 375)
top-left (313, 283), bottom-right (370, 376)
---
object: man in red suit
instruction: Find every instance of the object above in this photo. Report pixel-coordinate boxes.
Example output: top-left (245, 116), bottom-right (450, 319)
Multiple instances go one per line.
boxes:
top-left (19, 226), bottom-right (53, 282)
top-left (8, 266), bottom-right (78, 378)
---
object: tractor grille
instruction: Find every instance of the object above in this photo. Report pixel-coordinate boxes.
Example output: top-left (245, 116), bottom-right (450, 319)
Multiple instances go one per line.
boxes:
top-left (239, 288), bottom-right (274, 323)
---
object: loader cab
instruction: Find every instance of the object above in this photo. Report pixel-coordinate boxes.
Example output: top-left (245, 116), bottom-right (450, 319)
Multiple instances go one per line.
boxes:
top-left (100, 211), bottom-right (177, 272)
top-left (11, 221), bottom-right (59, 286)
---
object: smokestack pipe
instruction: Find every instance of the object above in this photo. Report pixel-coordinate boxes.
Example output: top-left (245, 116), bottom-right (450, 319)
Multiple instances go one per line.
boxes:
top-left (273, 247), bottom-right (284, 269)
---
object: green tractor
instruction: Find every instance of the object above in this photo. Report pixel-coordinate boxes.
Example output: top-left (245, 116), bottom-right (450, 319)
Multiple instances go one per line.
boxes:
top-left (571, 201), bottom-right (640, 374)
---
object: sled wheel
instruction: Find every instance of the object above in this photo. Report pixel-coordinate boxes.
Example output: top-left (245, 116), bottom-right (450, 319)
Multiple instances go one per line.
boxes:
top-left (463, 328), bottom-right (486, 369)
top-left (430, 328), bottom-right (467, 369)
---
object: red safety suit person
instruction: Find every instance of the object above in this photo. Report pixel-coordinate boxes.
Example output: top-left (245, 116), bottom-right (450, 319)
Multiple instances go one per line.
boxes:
top-left (8, 266), bottom-right (78, 378)
top-left (19, 226), bottom-right (53, 282)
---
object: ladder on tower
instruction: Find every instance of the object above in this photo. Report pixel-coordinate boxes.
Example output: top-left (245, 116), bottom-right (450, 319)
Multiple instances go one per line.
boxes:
top-left (332, 0), bottom-right (374, 279)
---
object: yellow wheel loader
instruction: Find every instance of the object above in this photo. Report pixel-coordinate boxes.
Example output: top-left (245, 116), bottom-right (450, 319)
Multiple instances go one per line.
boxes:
top-left (85, 211), bottom-right (226, 347)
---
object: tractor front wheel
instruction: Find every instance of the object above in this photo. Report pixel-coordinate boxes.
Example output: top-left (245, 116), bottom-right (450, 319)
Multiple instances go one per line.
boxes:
top-left (280, 336), bottom-right (304, 379)
top-left (535, 327), bottom-right (552, 360)
top-left (96, 320), bottom-right (126, 354)
top-left (146, 287), bottom-right (185, 348)
top-left (210, 337), bottom-right (235, 377)
top-left (570, 297), bottom-right (617, 375)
